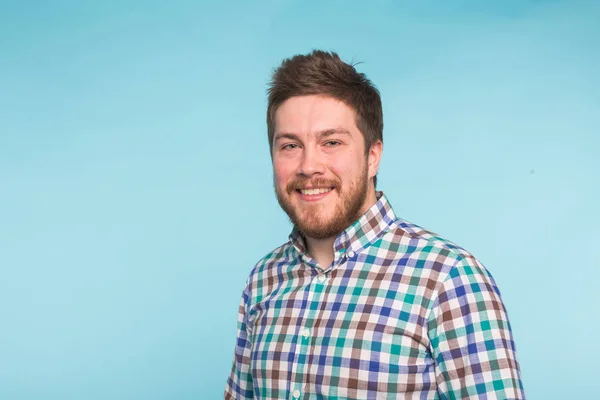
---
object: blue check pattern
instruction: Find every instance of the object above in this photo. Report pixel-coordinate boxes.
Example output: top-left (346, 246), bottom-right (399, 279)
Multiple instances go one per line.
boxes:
top-left (225, 192), bottom-right (524, 399)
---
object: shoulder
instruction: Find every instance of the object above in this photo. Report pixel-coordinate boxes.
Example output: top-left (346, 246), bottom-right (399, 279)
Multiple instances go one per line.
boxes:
top-left (380, 217), bottom-right (493, 284)
top-left (242, 240), bottom-right (297, 296)
top-left (383, 218), bottom-right (503, 314)
top-left (384, 217), bottom-right (474, 262)
top-left (394, 218), bottom-right (473, 258)
top-left (251, 240), bottom-right (296, 274)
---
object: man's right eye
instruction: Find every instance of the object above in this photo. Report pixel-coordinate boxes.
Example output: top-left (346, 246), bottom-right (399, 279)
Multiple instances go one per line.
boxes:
top-left (282, 143), bottom-right (299, 150)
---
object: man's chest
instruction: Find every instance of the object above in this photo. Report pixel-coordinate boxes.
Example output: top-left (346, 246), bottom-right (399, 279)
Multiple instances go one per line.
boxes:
top-left (246, 262), bottom-right (440, 399)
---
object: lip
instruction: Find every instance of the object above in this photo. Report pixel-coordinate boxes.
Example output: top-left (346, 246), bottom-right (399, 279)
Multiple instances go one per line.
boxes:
top-left (296, 188), bottom-right (334, 202)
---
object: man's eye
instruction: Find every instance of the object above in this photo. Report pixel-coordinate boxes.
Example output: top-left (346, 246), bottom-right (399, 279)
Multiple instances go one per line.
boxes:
top-left (282, 143), bottom-right (299, 150)
top-left (324, 141), bottom-right (341, 147)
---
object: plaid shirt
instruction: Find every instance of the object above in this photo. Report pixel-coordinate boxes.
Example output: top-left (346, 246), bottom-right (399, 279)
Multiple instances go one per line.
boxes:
top-left (225, 192), bottom-right (524, 399)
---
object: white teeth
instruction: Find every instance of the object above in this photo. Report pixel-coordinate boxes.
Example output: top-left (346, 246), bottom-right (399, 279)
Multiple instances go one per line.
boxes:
top-left (300, 188), bottom-right (332, 195)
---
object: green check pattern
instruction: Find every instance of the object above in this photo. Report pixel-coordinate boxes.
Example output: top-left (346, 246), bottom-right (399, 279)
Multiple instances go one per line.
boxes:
top-left (225, 192), bottom-right (524, 399)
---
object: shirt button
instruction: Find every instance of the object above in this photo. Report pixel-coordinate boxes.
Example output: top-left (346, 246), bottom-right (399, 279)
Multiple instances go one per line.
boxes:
top-left (292, 389), bottom-right (301, 398)
top-left (317, 274), bottom-right (326, 283)
top-left (302, 328), bottom-right (311, 338)
top-left (347, 250), bottom-right (356, 259)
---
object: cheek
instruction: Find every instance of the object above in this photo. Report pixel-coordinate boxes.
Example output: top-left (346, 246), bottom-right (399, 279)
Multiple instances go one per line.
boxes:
top-left (328, 153), bottom-right (362, 181)
top-left (273, 160), bottom-right (295, 187)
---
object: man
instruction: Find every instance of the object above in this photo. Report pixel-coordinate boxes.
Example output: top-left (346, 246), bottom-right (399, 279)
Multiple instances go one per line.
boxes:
top-left (225, 50), bottom-right (524, 399)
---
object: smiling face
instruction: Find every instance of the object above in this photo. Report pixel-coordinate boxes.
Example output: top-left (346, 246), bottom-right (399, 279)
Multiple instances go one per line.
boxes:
top-left (272, 95), bottom-right (382, 240)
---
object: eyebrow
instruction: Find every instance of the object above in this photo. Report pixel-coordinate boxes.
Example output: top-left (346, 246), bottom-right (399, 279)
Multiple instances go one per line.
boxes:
top-left (273, 128), bottom-right (351, 142)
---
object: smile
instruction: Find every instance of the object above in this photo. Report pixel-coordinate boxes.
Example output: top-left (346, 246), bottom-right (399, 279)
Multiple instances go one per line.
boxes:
top-left (297, 187), bottom-right (334, 195)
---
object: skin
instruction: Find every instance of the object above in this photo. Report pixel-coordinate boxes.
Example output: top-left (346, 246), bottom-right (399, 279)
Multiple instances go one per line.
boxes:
top-left (272, 95), bottom-right (382, 268)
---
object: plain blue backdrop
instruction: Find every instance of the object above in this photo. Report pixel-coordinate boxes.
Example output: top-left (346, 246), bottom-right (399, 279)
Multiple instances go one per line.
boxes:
top-left (1, 1), bottom-right (598, 398)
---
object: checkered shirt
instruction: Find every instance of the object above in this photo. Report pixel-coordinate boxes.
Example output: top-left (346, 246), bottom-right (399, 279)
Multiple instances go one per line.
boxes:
top-left (225, 192), bottom-right (524, 399)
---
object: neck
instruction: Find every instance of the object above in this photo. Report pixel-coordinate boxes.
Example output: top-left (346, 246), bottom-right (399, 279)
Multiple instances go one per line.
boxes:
top-left (305, 236), bottom-right (337, 269)
top-left (304, 188), bottom-right (379, 269)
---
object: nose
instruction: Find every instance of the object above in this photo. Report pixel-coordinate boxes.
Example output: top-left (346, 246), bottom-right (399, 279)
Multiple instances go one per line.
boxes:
top-left (297, 147), bottom-right (325, 177)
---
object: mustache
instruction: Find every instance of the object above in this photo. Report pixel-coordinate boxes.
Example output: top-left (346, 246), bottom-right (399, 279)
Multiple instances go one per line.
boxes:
top-left (286, 178), bottom-right (340, 194)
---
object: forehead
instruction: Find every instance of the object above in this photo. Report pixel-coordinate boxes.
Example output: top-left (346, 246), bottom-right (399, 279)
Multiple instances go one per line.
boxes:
top-left (274, 95), bottom-right (358, 134)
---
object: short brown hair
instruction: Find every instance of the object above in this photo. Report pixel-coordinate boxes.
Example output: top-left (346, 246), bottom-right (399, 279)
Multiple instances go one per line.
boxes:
top-left (267, 50), bottom-right (383, 186)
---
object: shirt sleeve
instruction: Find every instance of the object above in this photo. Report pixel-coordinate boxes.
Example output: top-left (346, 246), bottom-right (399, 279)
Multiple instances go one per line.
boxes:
top-left (427, 256), bottom-right (525, 399)
top-left (224, 284), bottom-right (254, 399)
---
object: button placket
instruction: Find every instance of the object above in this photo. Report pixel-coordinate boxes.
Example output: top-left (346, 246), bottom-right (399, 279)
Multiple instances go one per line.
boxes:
top-left (302, 328), bottom-right (311, 339)
top-left (288, 276), bottom-right (318, 398)
top-left (290, 271), bottom-right (325, 398)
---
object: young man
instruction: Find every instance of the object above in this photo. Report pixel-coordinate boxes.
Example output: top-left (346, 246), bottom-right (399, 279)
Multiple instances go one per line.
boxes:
top-left (225, 50), bottom-right (524, 399)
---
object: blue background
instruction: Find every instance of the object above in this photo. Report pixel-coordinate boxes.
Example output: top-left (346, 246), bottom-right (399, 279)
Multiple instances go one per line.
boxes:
top-left (1, 1), bottom-right (598, 398)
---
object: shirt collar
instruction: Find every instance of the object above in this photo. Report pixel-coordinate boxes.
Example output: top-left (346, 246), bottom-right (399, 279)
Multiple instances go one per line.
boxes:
top-left (289, 191), bottom-right (397, 261)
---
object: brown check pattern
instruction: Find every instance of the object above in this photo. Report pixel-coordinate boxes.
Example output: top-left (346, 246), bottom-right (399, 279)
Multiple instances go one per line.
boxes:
top-left (225, 192), bottom-right (524, 399)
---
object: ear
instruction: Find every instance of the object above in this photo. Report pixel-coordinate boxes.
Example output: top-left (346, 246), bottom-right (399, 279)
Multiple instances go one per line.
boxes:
top-left (367, 140), bottom-right (383, 179)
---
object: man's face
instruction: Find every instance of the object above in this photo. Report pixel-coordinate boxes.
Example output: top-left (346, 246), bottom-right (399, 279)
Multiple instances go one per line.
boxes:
top-left (272, 95), bottom-right (380, 240)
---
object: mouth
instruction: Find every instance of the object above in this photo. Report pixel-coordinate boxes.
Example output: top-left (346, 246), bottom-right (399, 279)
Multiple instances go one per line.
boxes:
top-left (295, 186), bottom-right (335, 201)
top-left (297, 187), bottom-right (334, 195)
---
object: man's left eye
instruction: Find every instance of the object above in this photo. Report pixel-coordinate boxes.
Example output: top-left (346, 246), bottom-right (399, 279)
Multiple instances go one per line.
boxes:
top-left (324, 141), bottom-right (341, 147)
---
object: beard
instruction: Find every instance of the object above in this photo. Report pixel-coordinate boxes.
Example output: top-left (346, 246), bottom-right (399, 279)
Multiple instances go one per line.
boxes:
top-left (274, 168), bottom-right (369, 240)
